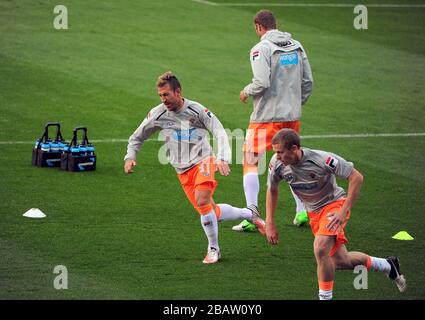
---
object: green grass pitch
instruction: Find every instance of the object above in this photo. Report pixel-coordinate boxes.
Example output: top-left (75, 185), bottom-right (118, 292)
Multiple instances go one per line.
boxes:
top-left (1, 0), bottom-right (425, 299)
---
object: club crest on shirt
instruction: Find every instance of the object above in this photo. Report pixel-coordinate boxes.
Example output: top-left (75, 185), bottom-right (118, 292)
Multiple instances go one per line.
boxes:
top-left (283, 173), bottom-right (295, 182)
top-left (325, 156), bottom-right (338, 169)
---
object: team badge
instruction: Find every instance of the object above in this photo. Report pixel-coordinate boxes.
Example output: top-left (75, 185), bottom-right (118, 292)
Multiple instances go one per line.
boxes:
top-left (283, 173), bottom-right (294, 182)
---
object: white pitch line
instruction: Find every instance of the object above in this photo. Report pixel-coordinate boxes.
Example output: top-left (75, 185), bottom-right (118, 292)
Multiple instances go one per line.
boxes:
top-left (191, 1), bottom-right (425, 8)
top-left (1, 132), bottom-right (424, 145)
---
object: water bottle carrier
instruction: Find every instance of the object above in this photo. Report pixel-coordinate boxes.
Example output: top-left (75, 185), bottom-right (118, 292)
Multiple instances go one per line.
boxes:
top-left (60, 126), bottom-right (96, 172)
top-left (31, 122), bottom-right (65, 167)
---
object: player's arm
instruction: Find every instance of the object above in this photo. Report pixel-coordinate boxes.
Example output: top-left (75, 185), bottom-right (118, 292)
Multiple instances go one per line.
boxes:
top-left (326, 158), bottom-right (364, 231)
top-left (201, 108), bottom-right (231, 176)
top-left (266, 185), bottom-right (280, 245)
top-left (266, 157), bottom-right (282, 244)
top-left (124, 111), bottom-right (159, 174)
top-left (327, 168), bottom-right (363, 230)
top-left (300, 48), bottom-right (313, 105)
top-left (241, 45), bottom-right (271, 102)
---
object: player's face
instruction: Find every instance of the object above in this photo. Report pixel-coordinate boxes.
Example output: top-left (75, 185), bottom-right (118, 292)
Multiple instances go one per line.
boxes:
top-left (158, 84), bottom-right (183, 112)
top-left (272, 143), bottom-right (298, 165)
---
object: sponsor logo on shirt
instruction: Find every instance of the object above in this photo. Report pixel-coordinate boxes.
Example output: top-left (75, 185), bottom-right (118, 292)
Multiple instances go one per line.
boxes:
top-left (173, 128), bottom-right (198, 141)
top-left (325, 156), bottom-right (338, 170)
top-left (252, 50), bottom-right (260, 61)
top-left (291, 182), bottom-right (318, 190)
top-left (280, 52), bottom-right (298, 66)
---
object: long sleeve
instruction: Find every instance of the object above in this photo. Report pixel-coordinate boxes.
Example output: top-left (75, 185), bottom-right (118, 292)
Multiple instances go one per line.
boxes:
top-left (301, 49), bottom-right (313, 105)
top-left (243, 44), bottom-right (271, 97)
top-left (199, 108), bottom-right (231, 163)
top-left (124, 111), bottom-right (160, 161)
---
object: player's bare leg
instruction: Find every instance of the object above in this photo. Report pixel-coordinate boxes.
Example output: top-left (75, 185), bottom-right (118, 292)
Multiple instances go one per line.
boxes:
top-left (332, 245), bottom-right (407, 292)
top-left (331, 244), bottom-right (369, 269)
top-left (314, 235), bottom-right (336, 300)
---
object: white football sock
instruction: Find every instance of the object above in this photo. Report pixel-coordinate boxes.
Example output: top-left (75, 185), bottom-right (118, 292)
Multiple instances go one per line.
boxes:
top-left (217, 204), bottom-right (252, 222)
top-left (319, 289), bottom-right (333, 300)
top-left (243, 172), bottom-right (259, 207)
top-left (370, 257), bottom-right (391, 274)
top-left (200, 211), bottom-right (219, 252)
top-left (290, 187), bottom-right (306, 213)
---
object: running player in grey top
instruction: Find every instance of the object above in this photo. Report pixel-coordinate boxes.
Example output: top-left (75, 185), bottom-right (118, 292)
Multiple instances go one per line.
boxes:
top-left (265, 129), bottom-right (407, 300)
top-left (124, 72), bottom-right (266, 265)
top-left (267, 148), bottom-right (353, 212)
top-left (124, 97), bottom-right (231, 174)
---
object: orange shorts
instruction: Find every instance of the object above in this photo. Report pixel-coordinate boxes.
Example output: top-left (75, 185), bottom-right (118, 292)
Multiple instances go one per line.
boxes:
top-left (308, 199), bottom-right (350, 257)
top-left (177, 157), bottom-right (220, 217)
top-left (243, 121), bottom-right (301, 154)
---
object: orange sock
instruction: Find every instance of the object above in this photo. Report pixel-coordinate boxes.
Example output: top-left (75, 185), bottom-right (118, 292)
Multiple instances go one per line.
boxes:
top-left (366, 256), bottom-right (372, 270)
top-left (319, 280), bottom-right (334, 291)
top-left (318, 281), bottom-right (334, 300)
top-left (197, 204), bottom-right (213, 215)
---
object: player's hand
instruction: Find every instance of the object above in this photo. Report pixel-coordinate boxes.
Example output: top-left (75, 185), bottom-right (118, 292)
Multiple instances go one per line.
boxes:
top-left (326, 211), bottom-right (346, 233)
top-left (216, 160), bottom-right (230, 176)
top-left (124, 160), bottom-right (137, 174)
top-left (239, 90), bottom-right (248, 103)
top-left (266, 222), bottom-right (279, 245)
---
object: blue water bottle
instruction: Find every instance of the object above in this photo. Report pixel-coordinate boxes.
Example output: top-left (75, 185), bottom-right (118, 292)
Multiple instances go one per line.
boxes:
top-left (41, 141), bottom-right (50, 152)
top-left (57, 140), bottom-right (66, 152)
top-left (70, 145), bottom-right (80, 157)
top-left (79, 144), bottom-right (87, 156)
top-left (86, 143), bottom-right (95, 155)
top-left (50, 140), bottom-right (59, 152)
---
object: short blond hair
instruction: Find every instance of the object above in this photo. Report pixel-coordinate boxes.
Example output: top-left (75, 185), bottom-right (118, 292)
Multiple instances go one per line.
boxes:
top-left (156, 71), bottom-right (181, 91)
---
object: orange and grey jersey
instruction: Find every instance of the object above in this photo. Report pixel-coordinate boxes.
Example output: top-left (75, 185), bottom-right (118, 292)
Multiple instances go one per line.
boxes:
top-left (243, 29), bottom-right (313, 123)
top-left (124, 98), bottom-right (231, 174)
top-left (267, 148), bottom-right (354, 212)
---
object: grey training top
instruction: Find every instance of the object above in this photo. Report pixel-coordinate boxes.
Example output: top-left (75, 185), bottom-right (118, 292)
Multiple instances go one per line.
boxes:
top-left (124, 98), bottom-right (231, 174)
top-left (243, 29), bottom-right (313, 123)
top-left (267, 148), bottom-right (354, 212)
